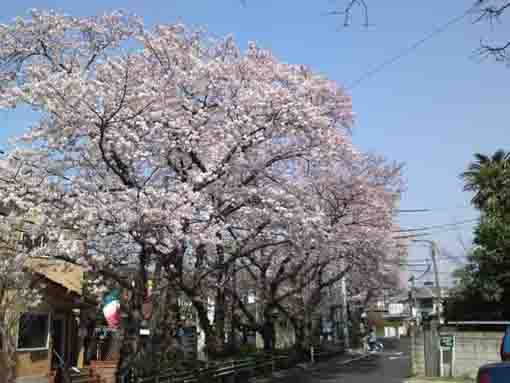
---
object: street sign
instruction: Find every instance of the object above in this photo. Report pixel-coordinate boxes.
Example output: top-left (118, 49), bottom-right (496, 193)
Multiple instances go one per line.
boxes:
top-left (439, 334), bottom-right (455, 350)
top-left (439, 334), bottom-right (456, 378)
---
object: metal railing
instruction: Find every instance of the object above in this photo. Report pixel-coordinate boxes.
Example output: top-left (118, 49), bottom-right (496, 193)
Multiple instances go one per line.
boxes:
top-left (124, 345), bottom-right (344, 383)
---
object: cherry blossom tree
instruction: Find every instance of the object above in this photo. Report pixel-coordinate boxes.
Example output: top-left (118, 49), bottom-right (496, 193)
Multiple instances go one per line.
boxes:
top-left (0, 8), bottom-right (356, 362)
top-left (0, 182), bottom-right (41, 383)
top-left (222, 153), bottom-right (404, 352)
top-left (0, 9), bottom-right (405, 369)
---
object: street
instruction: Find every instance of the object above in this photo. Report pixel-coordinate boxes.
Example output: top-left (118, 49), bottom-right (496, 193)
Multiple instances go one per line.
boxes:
top-left (271, 338), bottom-right (411, 383)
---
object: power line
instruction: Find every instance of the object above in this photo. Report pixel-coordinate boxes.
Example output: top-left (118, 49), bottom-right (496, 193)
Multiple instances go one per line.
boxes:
top-left (413, 264), bottom-right (432, 280)
top-left (396, 223), bottom-right (478, 240)
top-left (396, 218), bottom-right (478, 233)
top-left (394, 232), bottom-right (434, 240)
top-left (397, 205), bottom-right (473, 213)
top-left (398, 209), bottom-right (434, 213)
top-left (346, 6), bottom-right (474, 90)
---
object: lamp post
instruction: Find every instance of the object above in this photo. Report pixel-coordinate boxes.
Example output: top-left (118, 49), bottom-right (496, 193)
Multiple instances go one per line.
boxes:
top-left (340, 272), bottom-right (350, 349)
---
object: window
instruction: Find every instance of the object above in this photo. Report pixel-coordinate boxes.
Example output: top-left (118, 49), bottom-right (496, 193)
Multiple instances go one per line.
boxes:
top-left (388, 303), bottom-right (404, 316)
top-left (17, 313), bottom-right (50, 351)
top-left (420, 299), bottom-right (434, 309)
top-left (246, 292), bottom-right (256, 304)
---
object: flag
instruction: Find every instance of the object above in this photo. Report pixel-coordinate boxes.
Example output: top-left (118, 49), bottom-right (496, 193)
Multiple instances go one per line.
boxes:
top-left (102, 290), bottom-right (121, 329)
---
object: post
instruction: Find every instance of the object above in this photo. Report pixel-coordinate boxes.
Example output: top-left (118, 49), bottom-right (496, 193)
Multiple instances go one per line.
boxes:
top-left (229, 258), bottom-right (237, 352)
top-left (452, 340), bottom-right (456, 377)
top-left (439, 347), bottom-right (444, 377)
top-left (310, 345), bottom-right (315, 364)
top-left (340, 273), bottom-right (350, 349)
top-left (230, 360), bottom-right (237, 383)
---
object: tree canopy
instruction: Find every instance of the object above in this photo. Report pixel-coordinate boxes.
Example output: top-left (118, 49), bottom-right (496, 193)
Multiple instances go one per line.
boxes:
top-left (448, 149), bottom-right (510, 320)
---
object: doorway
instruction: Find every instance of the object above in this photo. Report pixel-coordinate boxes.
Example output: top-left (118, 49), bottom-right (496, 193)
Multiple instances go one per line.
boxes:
top-left (51, 315), bottom-right (66, 369)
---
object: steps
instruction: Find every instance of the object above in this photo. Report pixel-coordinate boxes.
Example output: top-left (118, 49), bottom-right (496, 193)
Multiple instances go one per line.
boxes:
top-left (70, 368), bottom-right (96, 383)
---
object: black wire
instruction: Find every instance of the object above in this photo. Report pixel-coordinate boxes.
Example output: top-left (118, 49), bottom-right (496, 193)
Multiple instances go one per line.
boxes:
top-left (397, 205), bottom-right (472, 213)
top-left (346, 6), bottom-right (474, 90)
top-left (396, 219), bottom-right (478, 233)
top-left (413, 264), bottom-right (432, 280)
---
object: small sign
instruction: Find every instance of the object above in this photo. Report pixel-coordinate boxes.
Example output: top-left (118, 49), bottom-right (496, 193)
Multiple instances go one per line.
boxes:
top-left (439, 334), bottom-right (455, 350)
top-left (140, 328), bottom-right (150, 336)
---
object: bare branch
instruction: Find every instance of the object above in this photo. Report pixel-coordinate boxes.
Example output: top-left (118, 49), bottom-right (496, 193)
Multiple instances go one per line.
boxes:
top-left (475, 1), bottom-right (510, 62)
top-left (327, 0), bottom-right (369, 27)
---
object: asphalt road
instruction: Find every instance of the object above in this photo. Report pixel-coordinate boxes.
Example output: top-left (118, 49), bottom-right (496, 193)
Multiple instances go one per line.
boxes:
top-left (276, 338), bottom-right (411, 383)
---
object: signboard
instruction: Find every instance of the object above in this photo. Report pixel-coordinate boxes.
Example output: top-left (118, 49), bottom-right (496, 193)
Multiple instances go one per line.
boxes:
top-left (439, 334), bottom-right (455, 350)
top-left (439, 334), bottom-right (456, 378)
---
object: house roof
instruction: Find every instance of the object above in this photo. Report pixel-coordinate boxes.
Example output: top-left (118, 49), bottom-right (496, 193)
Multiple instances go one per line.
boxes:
top-left (412, 286), bottom-right (450, 299)
top-left (25, 257), bottom-right (84, 296)
top-left (387, 291), bottom-right (410, 304)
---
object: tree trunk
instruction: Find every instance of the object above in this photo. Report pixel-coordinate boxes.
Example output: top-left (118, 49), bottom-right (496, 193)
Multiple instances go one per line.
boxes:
top-left (0, 329), bottom-right (17, 383)
top-left (214, 287), bottom-right (226, 354)
top-left (213, 239), bottom-right (226, 355)
top-left (116, 250), bottom-right (149, 381)
top-left (292, 324), bottom-right (308, 360)
top-left (261, 310), bottom-right (275, 352)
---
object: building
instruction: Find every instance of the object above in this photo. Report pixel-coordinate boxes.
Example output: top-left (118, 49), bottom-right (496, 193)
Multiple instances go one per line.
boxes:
top-left (381, 292), bottom-right (413, 338)
top-left (8, 258), bottom-right (94, 383)
top-left (410, 286), bottom-right (449, 324)
top-left (364, 292), bottom-right (410, 338)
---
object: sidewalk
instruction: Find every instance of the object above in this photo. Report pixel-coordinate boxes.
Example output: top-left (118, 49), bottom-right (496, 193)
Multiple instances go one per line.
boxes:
top-left (249, 351), bottom-right (370, 383)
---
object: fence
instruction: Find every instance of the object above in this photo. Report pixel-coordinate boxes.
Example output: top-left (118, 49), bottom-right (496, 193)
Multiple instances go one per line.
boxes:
top-left (120, 345), bottom-right (345, 383)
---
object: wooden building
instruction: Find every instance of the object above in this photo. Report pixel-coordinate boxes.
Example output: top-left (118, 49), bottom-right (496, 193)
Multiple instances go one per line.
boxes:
top-left (12, 258), bottom-right (94, 383)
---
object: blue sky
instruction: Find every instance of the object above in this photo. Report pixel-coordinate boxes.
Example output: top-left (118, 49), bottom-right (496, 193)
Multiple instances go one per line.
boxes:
top-left (2, 1), bottom-right (509, 286)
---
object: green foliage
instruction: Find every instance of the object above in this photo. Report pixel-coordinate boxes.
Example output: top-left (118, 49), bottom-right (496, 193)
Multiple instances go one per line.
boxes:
top-left (449, 149), bottom-right (510, 320)
top-left (238, 343), bottom-right (258, 355)
top-left (460, 150), bottom-right (510, 211)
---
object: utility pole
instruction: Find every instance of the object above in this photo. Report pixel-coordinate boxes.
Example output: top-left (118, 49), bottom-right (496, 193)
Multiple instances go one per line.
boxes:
top-left (430, 242), bottom-right (442, 320)
top-left (408, 275), bottom-right (418, 326)
top-left (413, 240), bottom-right (442, 323)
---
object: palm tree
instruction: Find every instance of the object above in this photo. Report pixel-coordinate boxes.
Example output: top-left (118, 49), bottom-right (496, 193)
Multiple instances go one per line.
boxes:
top-left (461, 150), bottom-right (510, 210)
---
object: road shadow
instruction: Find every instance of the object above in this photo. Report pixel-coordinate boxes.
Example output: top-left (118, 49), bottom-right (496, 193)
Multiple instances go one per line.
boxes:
top-left (380, 336), bottom-right (410, 350)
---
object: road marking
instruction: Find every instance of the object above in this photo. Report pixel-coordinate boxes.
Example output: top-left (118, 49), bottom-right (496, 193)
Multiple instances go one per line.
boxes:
top-left (389, 355), bottom-right (410, 360)
top-left (338, 353), bottom-right (372, 365)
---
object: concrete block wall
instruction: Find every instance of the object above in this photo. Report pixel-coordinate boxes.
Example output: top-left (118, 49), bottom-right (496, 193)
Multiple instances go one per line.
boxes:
top-left (411, 327), bottom-right (503, 379)
top-left (450, 331), bottom-right (501, 378)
